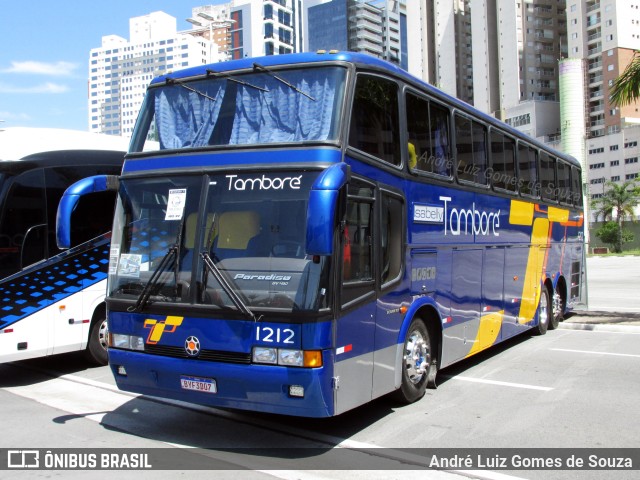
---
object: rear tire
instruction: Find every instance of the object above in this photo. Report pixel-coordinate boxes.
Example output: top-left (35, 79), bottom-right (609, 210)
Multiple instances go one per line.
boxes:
top-left (393, 319), bottom-right (432, 404)
top-left (549, 285), bottom-right (565, 330)
top-left (84, 316), bottom-right (109, 365)
top-left (534, 286), bottom-right (551, 336)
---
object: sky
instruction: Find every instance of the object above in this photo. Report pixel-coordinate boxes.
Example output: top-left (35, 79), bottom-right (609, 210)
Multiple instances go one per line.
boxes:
top-left (0, 0), bottom-right (227, 132)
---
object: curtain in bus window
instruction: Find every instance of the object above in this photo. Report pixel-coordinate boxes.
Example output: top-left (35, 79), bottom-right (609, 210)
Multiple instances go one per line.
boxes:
top-left (154, 81), bottom-right (227, 149)
top-left (229, 69), bottom-right (338, 144)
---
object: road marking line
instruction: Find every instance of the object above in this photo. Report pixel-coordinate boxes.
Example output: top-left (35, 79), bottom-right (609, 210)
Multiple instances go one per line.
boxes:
top-left (444, 375), bottom-right (553, 392)
top-left (551, 348), bottom-right (640, 358)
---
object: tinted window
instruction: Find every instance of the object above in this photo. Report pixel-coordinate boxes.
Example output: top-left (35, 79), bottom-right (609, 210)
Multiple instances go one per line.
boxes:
top-left (557, 161), bottom-right (572, 205)
top-left (406, 92), bottom-right (452, 176)
top-left (45, 166), bottom-right (118, 252)
top-left (0, 169), bottom-right (46, 278)
top-left (380, 192), bottom-right (403, 285)
top-left (518, 144), bottom-right (539, 197)
top-left (571, 166), bottom-right (583, 207)
top-left (455, 113), bottom-right (488, 185)
top-left (349, 75), bottom-right (401, 166)
top-left (342, 179), bottom-right (375, 306)
top-left (490, 130), bottom-right (517, 192)
top-left (540, 153), bottom-right (556, 201)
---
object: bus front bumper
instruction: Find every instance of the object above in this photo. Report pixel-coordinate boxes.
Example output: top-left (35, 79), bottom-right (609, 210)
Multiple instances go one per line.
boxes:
top-left (108, 348), bottom-right (335, 418)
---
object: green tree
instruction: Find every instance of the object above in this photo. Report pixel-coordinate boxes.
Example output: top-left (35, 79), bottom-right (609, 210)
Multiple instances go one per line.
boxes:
top-left (591, 180), bottom-right (640, 252)
top-left (595, 222), bottom-right (634, 252)
top-left (610, 50), bottom-right (640, 107)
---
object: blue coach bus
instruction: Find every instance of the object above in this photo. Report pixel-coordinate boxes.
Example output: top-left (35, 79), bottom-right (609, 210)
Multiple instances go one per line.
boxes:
top-left (57, 52), bottom-right (585, 417)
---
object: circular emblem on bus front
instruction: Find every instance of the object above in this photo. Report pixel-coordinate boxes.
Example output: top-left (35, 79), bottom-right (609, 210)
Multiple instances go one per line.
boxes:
top-left (185, 336), bottom-right (201, 357)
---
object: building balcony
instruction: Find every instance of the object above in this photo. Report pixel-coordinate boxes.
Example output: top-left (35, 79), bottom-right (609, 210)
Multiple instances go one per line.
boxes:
top-left (586, 2), bottom-right (601, 13)
top-left (588, 74), bottom-right (603, 85)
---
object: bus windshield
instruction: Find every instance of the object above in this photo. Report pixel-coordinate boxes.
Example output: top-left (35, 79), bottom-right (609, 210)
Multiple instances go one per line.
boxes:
top-left (108, 171), bottom-right (331, 313)
top-left (130, 66), bottom-right (347, 152)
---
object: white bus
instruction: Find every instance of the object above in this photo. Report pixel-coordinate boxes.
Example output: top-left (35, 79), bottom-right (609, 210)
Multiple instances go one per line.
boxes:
top-left (0, 128), bottom-right (125, 364)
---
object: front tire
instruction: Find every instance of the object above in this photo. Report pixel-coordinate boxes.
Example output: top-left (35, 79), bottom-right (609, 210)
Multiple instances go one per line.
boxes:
top-left (394, 319), bottom-right (432, 404)
top-left (84, 316), bottom-right (109, 365)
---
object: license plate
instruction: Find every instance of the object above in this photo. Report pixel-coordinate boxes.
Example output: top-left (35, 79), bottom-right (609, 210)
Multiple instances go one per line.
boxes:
top-left (180, 375), bottom-right (217, 394)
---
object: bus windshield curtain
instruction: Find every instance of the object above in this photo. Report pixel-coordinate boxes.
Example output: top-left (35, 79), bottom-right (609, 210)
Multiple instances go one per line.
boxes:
top-left (229, 70), bottom-right (337, 144)
top-left (154, 81), bottom-right (226, 149)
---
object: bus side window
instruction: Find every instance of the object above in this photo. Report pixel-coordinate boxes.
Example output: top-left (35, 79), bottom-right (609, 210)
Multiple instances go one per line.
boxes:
top-left (490, 130), bottom-right (517, 192)
top-left (349, 74), bottom-right (401, 167)
top-left (455, 113), bottom-right (488, 185)
top-left (341, 180), bottom-right (375, 306)
top-left (571, 166), bottom-right (583, 207)
top-left (518, 143), bottom-right (539, 197)
top-left (540, 152), bottom-right (556, 202)
top-left (406, 92), bottom-right (451, 176)
top-left (380, 192), bottom-right (403, 286)
top-left (0, 169), bottom-right (47, 277)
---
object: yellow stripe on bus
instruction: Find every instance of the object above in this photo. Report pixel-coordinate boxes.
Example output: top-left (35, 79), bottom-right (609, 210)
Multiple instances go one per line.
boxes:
top-left (548, 206), bottom-right (570, 223)
top-left (509, 199), bottom-right (535, 226)
top-left (466, 310), bottom-right (504, 357)
top-left (518, 217), bottom-right (550, 324)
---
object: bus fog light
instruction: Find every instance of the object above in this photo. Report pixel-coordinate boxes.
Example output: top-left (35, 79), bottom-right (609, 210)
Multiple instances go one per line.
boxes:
top-left (253, 347), bottom-right (278, 364)
top-left (289, 385), bottom-right (304, 397)
top-left (278, 349), bottom-right (303, 367)
top-left (116, 365), bottom-right (127, 376)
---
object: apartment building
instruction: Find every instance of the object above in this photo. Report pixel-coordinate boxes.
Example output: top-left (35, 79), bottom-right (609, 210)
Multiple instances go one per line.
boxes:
top-left (566, 0), bottom-right (640, 203)
top-left (88, 11), bottom-right (214, 137)
top-left (304, 0), bottom-right (407, 69)
top-left (406, 0), bottom-right (567, 142)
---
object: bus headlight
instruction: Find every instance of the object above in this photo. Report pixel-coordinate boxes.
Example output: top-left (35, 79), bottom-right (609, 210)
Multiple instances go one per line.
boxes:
top-left (278, 349), bottom-right (303, 367)
top-left (109, 333), bottom-right (145, 351)
top-left (252, 347), bottom-right (322, 368)
top-left (252, 346), bottom-right (278, 364)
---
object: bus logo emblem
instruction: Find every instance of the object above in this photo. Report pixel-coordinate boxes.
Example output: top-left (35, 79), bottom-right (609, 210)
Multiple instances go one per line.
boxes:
top-left (185, 336), bottom-right (201, 357)
top-left (143, 316), bottom-right (184, 344)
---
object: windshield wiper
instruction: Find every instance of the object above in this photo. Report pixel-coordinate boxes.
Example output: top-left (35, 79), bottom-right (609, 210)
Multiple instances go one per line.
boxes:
top-left (206, 68), bottom-right (269, 93)
top-left (165, 77), bottom-right (217, 102)
top-left (128, 245), bottom-right (177, 313)
top-left (201, 252), bottom-right (256, 321)
top-left (128, 212), bottom-right (186, 313)
top-left (253, 63), bottom-right (316, 101)
top-left (200, 212), bottom-right (256, 320)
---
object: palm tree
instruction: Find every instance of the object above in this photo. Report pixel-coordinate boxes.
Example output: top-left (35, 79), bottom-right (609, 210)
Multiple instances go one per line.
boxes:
top-left (591, 180), bottom-right (640, 252)
top-left (610, 51), bottom-right (640, 107)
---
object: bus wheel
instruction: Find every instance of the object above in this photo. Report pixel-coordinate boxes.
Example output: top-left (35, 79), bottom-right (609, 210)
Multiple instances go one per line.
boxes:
top-left (534, 286), bottom-right (551, 336)
top-left (394, 319), bottom-right (431, 404)
top-left (85, 316), bottom-right (109, 366)
top-left (549, 286), bottom-right (565, 330)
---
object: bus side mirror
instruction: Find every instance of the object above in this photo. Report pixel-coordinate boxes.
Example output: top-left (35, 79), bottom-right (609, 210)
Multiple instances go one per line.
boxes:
top-left (306, 163), bottom-right (350, 256)
top-left (56, 175), bottom-right (119, 249)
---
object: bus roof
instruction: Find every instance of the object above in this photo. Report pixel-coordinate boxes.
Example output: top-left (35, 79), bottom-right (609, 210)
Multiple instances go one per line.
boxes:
top-left (150, 51), bottom-right (579, 169)
top-left (0, 127), bottom-right (131, 161)
top-left (0, 149), bottom-right (125, 176)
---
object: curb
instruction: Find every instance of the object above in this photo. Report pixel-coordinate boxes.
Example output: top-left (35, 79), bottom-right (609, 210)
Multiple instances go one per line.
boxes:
top-left (558, 322), bottom-right (640, 333)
